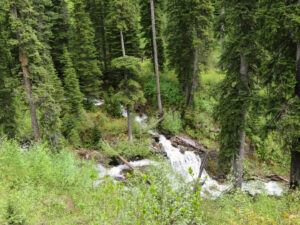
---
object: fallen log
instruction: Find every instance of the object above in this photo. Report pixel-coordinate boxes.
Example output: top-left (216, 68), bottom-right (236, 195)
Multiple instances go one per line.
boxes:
top-left (174, 135), bottom-right (208, 153)
top-left (266, 174), bottom-right (289, 183)
top-left (103, 140), bottom-right (152, 184)
top-left (117, 155), bottom-right (152, 184)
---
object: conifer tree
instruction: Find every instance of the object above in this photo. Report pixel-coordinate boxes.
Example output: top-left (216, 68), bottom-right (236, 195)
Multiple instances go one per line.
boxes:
top-left (257, 0), bottom-right (300, 189)
top-left (166, 0), bottom-right (214, 108)
top-left (87, 0), bottom-right (109, 72)
top-left (50, 0), bottom-right (73, 80)
top-left (0, 5), bottom-right (16, 138)
top-left (108, 0), bottom-right (143, 141)
top-left (139, 0), bottom-right (165, 69)
top-left (9, 0), bottom-right (64, 146)
top-left (70, 0), bottom-right (102, 101)
top-left (216, 0), bottom-right (258, 188)
top-left (61, 46), bottom-right (83, 146)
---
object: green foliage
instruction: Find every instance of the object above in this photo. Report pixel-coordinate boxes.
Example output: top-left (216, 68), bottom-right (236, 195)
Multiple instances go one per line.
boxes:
top-left (103, 87), bottom-right (122, 118)
top-left (161, 110), bottom-right (182, 135)
top-left (166, 0), bottom-right (214, 95)
top-left (70, 0), bottom-right (102, 99)
top-left (139, 0), bottom-right (166, 69)
top-left (1, 140), bottom-right (300, 224)
top-left (215, 0), bottom-right (259, 170)
top-left (143, 72), bottom-right (183, 107)
top-left (61, 46), bottom-right (84, 146)
top-left (112, 56), bottom-right (146, 108)
top-left (101, 138), bottom-right (152, 160)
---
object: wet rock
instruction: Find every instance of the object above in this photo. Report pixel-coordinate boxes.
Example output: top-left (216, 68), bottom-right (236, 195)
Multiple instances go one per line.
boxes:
top-left (171, 135), bottom-right (207, 153)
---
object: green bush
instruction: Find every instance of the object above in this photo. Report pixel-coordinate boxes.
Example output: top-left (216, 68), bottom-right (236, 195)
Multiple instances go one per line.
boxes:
top-left (161, 110), bottom-right (182, 135)
top-left (143, 74), bottom-right (183, 107)
top-left (103, 87), bottom-right (122, 118)
top-left (101, 138), bottom-right (152, 160)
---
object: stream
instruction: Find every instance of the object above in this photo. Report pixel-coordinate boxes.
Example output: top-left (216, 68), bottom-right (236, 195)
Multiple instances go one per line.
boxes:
top-left (95, 101), bottom-right (285, 197)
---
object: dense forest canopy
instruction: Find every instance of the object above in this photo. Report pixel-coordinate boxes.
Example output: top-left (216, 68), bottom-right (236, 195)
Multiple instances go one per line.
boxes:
top-left (0, 0), bottom-right (300, 224)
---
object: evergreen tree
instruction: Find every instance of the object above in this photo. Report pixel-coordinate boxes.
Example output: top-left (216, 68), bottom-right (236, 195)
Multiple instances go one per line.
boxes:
top-left (61, 46), bottom-right (83, 146)
top-left (0, 4), bottom-right (16, 138)
top-left (9, 0), bottom-right (64, 146)
top-left (216, 0), bottom-right (258, 187)
top-left (87, 0), bottom-right (109, 72)
top-left (70, 0), bottom-right (102, 101)
top-left (257, 0), bottom-right (300, 189)
top-left (139, 0), bottom-right (165, 69)
top-left (108, 0), bottom-right (143, 141)
top-left (166, 0), bottom-right (214, 108)
top-left (50, 0), bottom-right (73, 80)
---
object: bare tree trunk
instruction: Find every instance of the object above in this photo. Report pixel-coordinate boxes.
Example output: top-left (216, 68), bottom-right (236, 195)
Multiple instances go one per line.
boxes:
top-left (290, 0), bottom-right (300, 187)
top-left (150, 0), bottom-right (163, 115)
top-left (235, 52), bottom-right (249, 188)
top-left (290, 150), bottom-right (300, 189)
top-left (120, 28), bottom-right (133, 142)
top-left (12, 5), bottom-right (40, 142)
top-left (100, 2), bottom-right (107, 71)
top-left (221, 7), bottom-right (225, 56)
top-left (186, 25), bottom-right (199, 108)
top-left (120, 29), bottom-right (126, 57)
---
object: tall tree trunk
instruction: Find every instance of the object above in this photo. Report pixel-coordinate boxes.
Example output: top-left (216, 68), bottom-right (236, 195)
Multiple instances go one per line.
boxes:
top-left (150, 0), bottom-right (163, 115)
top-left (100, 2), bottom-right (107, 71)
top-left (235, 52), bottom-right (249, 188)
top-left (12, 5), bottom-right (40, 142)
top-left (186, 25), bottom-right (199, 108)
top-left (221, 7), bottom-right (225, 70)
top-left (120, 28), bottom-right (132, 142)
top-left (221, 7), bottom-right (225, 55)
top-left (290, 0), bottom-right (300, 187)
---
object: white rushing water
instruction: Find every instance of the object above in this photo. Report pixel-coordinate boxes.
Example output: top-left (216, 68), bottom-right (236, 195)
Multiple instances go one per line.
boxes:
top-left (95, 103), bottom-right (285, 197)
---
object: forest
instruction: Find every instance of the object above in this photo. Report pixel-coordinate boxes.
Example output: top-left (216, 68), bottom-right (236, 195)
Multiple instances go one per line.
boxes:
top-left (0, 0), bottom-right (300, 224)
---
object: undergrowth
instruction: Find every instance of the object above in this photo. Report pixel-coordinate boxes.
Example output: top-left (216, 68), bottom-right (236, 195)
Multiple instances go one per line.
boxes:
top-left (0, 139), bottom-right (299, 224)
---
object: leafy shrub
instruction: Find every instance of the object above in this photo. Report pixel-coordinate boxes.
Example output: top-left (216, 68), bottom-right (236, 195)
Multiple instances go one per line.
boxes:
top-left (143, 75), bottom-right (183, 107)
top-left (101, 118), bottom-right (127, 137)
top-left (161, 110), bottom-right (182, 135)
top-left (101, 138), bottom-right (152, 160)
top-left (103, 87), bottom-right (122, 118)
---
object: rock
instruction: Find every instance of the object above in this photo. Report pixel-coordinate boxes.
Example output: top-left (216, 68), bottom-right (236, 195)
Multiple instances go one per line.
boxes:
top-left (170, 135), bottom-right (207, 153)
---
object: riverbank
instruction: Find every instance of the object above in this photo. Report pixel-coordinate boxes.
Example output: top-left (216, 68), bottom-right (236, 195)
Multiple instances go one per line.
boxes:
top-left (0, 139), bottom-right (299, 224)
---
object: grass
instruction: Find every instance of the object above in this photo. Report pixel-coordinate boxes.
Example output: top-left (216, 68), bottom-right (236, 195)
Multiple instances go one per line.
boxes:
top-left (0, 139), bottom-right (300, 224)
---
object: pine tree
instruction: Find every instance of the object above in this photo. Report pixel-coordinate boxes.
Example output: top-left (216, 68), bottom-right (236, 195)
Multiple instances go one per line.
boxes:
top-left (50, 0), bottom-right (73, 80)
top-left (87, 0), bottom-right (109, 72)
top-left (0, 4), bottom-right (16, 139)
top-left (166, 0), bottom-right (214, 108)
top-left (257, 0), bottom-right (300, 189)
top-left (9, 0), bottom-right (64, 146)
top-left (216, 0), bottom-right (258, 188)
top-left (139, 0), bottom-right (165, 69)
top-left (108, 0), bottom-right (143, 141)
top-left (70, 0), bottom-right (102, 101)
top-left (61, 46), bottom-right (83, 146)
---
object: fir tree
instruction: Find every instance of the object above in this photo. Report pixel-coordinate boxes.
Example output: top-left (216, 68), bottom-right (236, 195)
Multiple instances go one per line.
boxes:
top-left (216, 0), bottom-right (258, 187)
top-left (166, 0), bottom-right (214, 108)
top-left (0, 5), bottom-right (16, 138)
top-left (108, 0), bottom-right (143, 141)
top-left (257, 0), bottom-right (300, 189)
top-left (61, 46), bottom-right (83, 146)
top-left (139, 0), bottom-right (165, 69)
top-left (70, 0), bottom-right (102, 101)
top-left (9, 0), bottom-right (64, 146)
